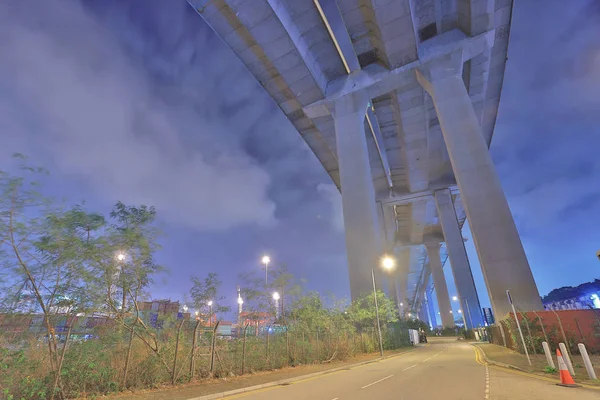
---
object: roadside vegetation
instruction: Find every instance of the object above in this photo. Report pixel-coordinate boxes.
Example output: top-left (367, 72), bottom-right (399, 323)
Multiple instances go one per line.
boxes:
top-left (0, 155), bottom-right (425, 400)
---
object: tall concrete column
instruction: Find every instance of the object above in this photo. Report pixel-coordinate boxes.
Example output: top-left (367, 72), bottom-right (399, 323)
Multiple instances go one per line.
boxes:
top-left (435, 189), bottom-right (484, 328)
top-left (426, 242), bottom-right (454, 328)
top-left (396, 248), bottom-right (410, 317)
top-left (426, 287), bottom-right (437, 328)
top-left (415, 263), bottom-right (432, 318)
top-left (420, 302), bottom-right (428, 323)
top-left (387, 275), bottom-right (399, 309)
top-left (417, 53), bottom-right (542, 318)
top-left (333, 92), bottom-right (382, 299)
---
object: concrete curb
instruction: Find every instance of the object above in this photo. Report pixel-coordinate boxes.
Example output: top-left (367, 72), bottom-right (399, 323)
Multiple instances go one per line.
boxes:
top-left (470, 343), bottom-right (528, 372)
top-left (470, 343), bottom-right (600, 390)
top-left (188, 346), bottom-right (422, 400)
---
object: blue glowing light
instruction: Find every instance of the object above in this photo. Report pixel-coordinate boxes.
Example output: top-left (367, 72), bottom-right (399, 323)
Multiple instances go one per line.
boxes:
top-left (590, 294), bottom-right (600, 309)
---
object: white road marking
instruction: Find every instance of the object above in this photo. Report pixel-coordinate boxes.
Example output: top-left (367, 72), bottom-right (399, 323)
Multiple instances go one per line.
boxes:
top-left (484, 365), bottom-right (490, 400)
top-left (422, 357), bottom-right (432, 362)
top-left (402, 364), bottom-right (417, 371)
top-left (361, 374), bottom-right (394, 389)
top-left (332, 398), bottom-right (339, 400)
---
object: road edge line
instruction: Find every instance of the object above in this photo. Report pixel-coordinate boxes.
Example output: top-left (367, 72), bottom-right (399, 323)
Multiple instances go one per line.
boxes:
top-left (187, 345), bottom-right (426, 400)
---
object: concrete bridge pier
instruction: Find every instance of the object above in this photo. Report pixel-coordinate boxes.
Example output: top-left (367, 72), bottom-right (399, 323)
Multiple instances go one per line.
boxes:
top-left (417, 52), bottom-right (543, 319)
top-left (425, 241), bottom-right (454, 328)
top-left (332, 92), bottom-right (382, 300)
top-left (435, 189), bottom-right (484, 328)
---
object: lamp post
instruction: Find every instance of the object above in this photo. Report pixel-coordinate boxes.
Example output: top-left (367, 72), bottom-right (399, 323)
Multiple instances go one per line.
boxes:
top-left (262, 255), bottom-right (271, 285)
top-left (237, 298), bottom-right (243, 326)
top-left (273, 291), bottom-right (280, 320)
top-left (372, 255), bottom-right (396, 357)
top-left (116, 252), bottom-right (127, 316)
top-left (452, 296), bottom-right (467, 328)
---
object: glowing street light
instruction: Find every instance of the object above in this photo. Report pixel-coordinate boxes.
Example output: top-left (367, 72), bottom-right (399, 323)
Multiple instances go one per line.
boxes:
top-left (117, 253), bottom-right (126, 261)
top-left (272, 292), bottom-right (280, 300)
top-left (452, 296), bottom-right (458, 302)
top-left (381, 255), bottom-right (396, 270)
top-left (458, 309), bottom-right (462, 314)
top-left (262, 255), bottom-right (271, 285)
top-left (371, 254), bottom-right (396, 357)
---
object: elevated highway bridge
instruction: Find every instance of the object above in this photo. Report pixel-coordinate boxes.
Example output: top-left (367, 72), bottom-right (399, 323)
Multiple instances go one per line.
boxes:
top-left (188, 0), bottom-right (542, 328)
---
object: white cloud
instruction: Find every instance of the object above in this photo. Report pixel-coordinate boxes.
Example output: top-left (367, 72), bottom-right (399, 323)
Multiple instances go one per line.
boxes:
top-left (0, 1), bottom-right (276, 231)
top-left (317, 183), bottom-right (344, 232)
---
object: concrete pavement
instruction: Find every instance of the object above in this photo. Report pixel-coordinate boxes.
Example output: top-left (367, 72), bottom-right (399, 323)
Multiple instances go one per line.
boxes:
top-left (209, 338), bottom-right (597, 400)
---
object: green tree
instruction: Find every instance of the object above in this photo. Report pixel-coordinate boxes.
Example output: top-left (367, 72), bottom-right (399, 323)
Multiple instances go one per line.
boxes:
top-left (347, 290), bottom-right (398, 329)
top-left (189, 272), bottom-right (231, 318)
top-left (238, 264), bottom-right (303, 323)
top-left (0, 154), bottom-right (107, 398)
top-left (105, 201), bottom-right (162, 317)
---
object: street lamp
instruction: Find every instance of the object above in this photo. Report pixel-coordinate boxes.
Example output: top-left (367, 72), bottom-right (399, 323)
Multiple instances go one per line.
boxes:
top-left (453, 295), bottom-right (473, 329)
top-left (262, 255), bottom-right (271, 285)
top-left (371, 254), bottom-right (396, 357)
top-left (273, 292), bottom-right (280, 319)
top-left (117, 253), bottom-right (126, 261)
top-left (381, 255), bottom-right (395, 270)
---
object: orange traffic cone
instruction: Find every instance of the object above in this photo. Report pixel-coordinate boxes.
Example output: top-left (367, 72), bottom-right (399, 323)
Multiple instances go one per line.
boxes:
top-left (556, 349), bottom-right (578, 387)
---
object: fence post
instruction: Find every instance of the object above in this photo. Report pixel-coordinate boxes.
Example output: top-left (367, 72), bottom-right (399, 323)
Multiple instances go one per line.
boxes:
top-left (172, 319), bottom-right (185, 385)
top-left (551, 309), bottom-right (571, 356)
top-left (316, 329), bottom-right (320, 361)
top-left (123, 326), bottom-right (135, 388)
top-left (241, 323), bottom-right (248, 375)
top-left (542, 342), bottom-right (555, 369)
top-left (265, 326), bottom-right (270, 365)
top-left (574, 318), bottom-right (585, 341)
top-left (519, 312), bottom-right (536, 355)
top-left (189, 319), bottom-right (200, 381)
top-left (578, 343), bottom-right (597, 380)
top-left (210, 321), bottom-right (220, 376)
top-left (532, 311), bottom-right (549, 345)
top-left (558, 342), bottom-right (575, 376)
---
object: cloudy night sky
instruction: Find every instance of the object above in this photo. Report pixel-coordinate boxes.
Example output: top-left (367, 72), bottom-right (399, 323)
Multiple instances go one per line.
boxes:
top-left (1, 1), bottom-right (599, 313)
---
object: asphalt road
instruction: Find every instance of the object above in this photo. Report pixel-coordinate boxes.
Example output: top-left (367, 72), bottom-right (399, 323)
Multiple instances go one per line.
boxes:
top-left (219, 337), bottom-right (598, 400)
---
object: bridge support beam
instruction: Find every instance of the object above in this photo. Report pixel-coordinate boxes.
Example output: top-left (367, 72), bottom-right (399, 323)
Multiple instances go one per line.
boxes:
top-left (396, 248), bottom-right (410, 318)
top-left (425, 242), bottom-right (454, 328)
top-left (332, 92), bottom-right (382, 300)
top-left (435, 189), bottom-right (484, 328)
top-left (426, 286), bottom-right (437, 328)
top-left (417, 52), bottom-right (542, 319)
